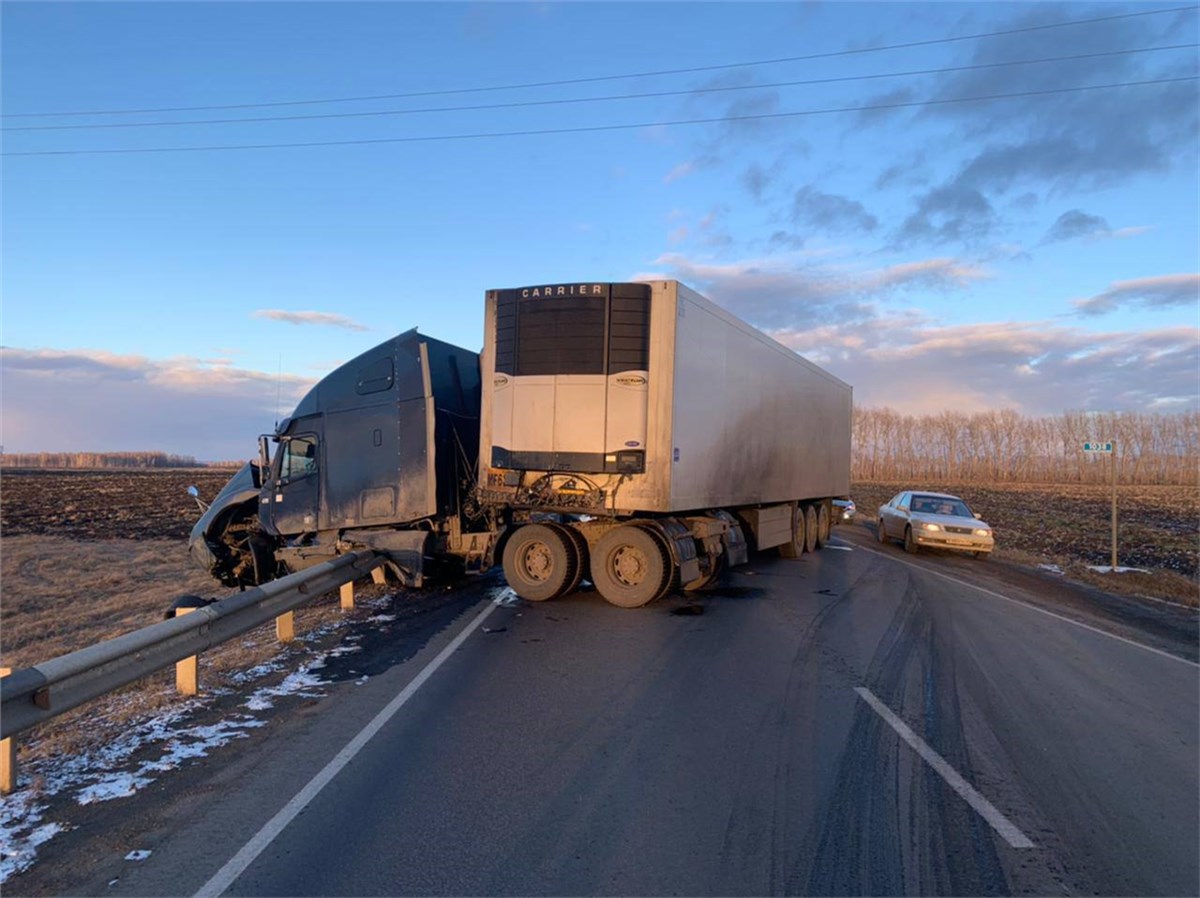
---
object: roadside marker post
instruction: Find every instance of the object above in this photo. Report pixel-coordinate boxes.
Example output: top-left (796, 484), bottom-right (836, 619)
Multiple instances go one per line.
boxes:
top-left (174, 608), bottom-right (200, 696)
top-left (340, 581), bottom-right (355, 611)
top-left (1, 667), bottom-right (15, 794)
top-left (1082, 440), bottom-right (1118, 570)
top-left (276, 611), bottom-right (295, 643)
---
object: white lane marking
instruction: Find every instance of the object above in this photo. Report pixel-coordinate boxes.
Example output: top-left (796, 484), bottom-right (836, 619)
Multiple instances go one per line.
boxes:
top-left (824, 546), bottom-right (853, 551)
top-left (194, 600), bottom-right (499, 898)
top-left (854, 687), bottom-right (1035, 849)
top-left (858, 544), bottom-right (1199, 669)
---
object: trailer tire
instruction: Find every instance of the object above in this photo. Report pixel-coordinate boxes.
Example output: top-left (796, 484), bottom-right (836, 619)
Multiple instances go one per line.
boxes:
top-left (590, 525), bottom-right (670, 608)
top-left (816, 502), bottom-right (831, 547)
top-left (554, 523), bottom-right (589, 597)
top-left (780, 503), bottom-right (805, 558)
top-left (804, 504), bottom-right (819, 553)
top-left (502, 523), bottom-right (576, 602)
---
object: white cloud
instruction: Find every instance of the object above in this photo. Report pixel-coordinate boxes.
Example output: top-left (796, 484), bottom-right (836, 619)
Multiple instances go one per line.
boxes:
top-left (1073, 274), bottom-right (1200, 316)
top-left (0, 348), bottom-right (315, 460)
top-left (252, 310), bottom-right (368, 331)
top-left (664, 161), bottom-right (697, 184)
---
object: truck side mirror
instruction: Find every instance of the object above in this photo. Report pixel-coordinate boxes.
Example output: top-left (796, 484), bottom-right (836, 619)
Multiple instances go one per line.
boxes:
top-left (258, 435), bottom-right (271, 474)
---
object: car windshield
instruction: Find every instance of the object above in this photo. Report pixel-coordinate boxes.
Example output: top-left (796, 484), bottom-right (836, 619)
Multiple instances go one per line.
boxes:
top-left (911, 496), bottom-right (972, 517)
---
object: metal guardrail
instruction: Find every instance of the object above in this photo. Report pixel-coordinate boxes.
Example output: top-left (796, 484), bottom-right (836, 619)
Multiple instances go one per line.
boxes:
top-left (0, 551), bottom-right (382, 741)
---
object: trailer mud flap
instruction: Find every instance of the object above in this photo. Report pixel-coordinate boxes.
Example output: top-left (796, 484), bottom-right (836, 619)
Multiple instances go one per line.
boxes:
top-left (341, 529), bottom-right (429, 587)
top-left (647, 518), bottom-right (701, 584)
top-left (714, 510), bottom-right (749, 566)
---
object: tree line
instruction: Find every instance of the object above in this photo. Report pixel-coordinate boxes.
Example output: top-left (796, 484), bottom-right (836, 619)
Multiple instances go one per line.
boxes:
top-left (0, 452), bottom-right (204, 469)
top-left (853, 408), bottom-right (1200, 485)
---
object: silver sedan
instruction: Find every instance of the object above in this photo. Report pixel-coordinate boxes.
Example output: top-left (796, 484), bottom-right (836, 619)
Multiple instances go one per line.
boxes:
top-left (876, 490), bottom-right (995, 558)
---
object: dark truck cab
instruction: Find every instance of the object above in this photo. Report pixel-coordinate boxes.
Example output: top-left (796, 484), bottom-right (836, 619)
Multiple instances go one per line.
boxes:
top-left (189, 329), bottom-right (493, 588)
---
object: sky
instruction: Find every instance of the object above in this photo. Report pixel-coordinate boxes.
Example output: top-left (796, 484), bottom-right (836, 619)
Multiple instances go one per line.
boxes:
top-left (2, 1), bottom-right (1198, 461)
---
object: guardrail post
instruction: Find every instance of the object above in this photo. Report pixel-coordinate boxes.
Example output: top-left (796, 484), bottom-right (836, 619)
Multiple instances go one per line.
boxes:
top-left (371, 566), bottom-right (387, 586)
top-left (276, 611), bottom-right (295, 643)
top-left (174, 610), bottom-right (199, 696)
top-left (1, 667), bottom-right (15, 794)
top-left (340, 581), bottom-right (355, 611)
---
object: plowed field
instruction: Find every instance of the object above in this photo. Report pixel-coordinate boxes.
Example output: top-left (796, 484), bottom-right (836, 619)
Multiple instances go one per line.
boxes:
top-left (1, 468), bottom-right (237, 541)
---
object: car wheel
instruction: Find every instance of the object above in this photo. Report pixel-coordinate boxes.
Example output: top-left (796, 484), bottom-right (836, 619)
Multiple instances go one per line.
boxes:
top-left (974, 551), bottom-right (989, 560)
top-left (876, 519), bottom-right (888, 544)
top-left (904, 526), bottom-right (919, 554)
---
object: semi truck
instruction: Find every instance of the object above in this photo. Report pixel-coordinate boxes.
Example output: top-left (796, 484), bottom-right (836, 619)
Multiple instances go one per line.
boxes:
top-left (189, 280), bottom-right (852, 608)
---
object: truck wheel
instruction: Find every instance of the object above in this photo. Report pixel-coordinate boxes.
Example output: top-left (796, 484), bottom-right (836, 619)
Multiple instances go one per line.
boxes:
top-left (816, 502), bottom-right (831, 547)
top-left (639, 525), bottom-right (680, 602)
top-left (553, 523), bottom-right (589, 597)
top-left (904, 526), bottom-right (919, 555)
top-left (780, 503), bottom-right (805, 558)
top-left (502, 524), bottom-right (576, 602)
top-left (804, 505), bottom-right (819, 553)
top-left (590, 525), bottom-right (670, 608)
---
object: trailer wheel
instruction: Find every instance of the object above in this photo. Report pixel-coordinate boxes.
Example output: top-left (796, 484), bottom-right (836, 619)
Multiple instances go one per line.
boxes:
top-left (816, 502), bottom-right (831, 547)
top-left (553, 523), bottom-right (589, 598)
top-left (780, 503), bottom-right (805, 558)
top-left (804, 504), bottom-right (819, 553)
top-left (590, 525), bottom-right (670, 608)
top-left (502, 523), bottom-right (576, 601)
top-left (904, 526), bottom-right (919, 555)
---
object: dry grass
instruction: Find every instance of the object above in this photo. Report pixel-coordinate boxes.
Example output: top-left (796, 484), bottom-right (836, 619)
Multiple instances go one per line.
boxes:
top-left (0, 533), bottom-right (391, 766)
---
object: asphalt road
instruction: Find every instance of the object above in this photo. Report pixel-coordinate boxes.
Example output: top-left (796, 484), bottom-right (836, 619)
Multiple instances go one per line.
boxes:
top-left (17, 525), bottom-right (1199, 896)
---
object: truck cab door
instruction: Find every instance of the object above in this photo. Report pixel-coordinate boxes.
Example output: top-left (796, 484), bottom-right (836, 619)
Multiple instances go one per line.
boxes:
top-left (266, 418), bottom-right (322, 537)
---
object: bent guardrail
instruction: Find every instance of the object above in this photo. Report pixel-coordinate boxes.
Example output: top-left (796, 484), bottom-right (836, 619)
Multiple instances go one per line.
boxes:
top-left (0, 551), bottom-right (382, 743)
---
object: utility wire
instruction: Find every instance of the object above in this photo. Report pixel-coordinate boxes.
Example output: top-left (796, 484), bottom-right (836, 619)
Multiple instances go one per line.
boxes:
top-left (5, 43), bottom-right (1194, 132)
top-left (3, 4), bottom-right (1194, 119)
top-left (5, 76), bottom-right (1193, 157)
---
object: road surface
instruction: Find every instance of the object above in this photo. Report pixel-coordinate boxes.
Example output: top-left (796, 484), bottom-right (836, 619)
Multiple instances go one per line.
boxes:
top-left (12, 525), bottom-right (1199, 896)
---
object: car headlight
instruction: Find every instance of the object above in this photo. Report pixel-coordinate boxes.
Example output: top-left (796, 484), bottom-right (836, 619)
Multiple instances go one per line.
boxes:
top-left (975, 528), bottom-right (991, 537)
top-left (920, 522), bottom-right (941, 531)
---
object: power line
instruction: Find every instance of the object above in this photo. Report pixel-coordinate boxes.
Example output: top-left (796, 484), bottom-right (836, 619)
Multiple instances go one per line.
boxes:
top-left (5, 43), bottom-right (1194, 133)
top-left (3, 4), bottom-right (1194, 119)
top-left (4, 76), bottom-right (1193, 158)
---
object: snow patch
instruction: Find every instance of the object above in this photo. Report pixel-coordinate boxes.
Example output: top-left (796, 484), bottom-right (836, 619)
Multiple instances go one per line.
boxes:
top-left (1038, 564), bottom-right (1064, 575)
top-left (490, 587), bottom-right (521, 607)
top-left (124, 850), bottom-right (152, 862)
top-left (367, 614), bottom-right (397, 623)
top-left (1087, 565), bottom-right (1149, 574)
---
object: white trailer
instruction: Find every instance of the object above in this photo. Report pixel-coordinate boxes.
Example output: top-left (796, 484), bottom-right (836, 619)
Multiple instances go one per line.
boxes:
top-left (479, 280), bottom-right (852, 607)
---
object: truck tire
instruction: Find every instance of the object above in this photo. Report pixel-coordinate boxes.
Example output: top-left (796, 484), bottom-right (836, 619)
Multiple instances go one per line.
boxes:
top-left (904, 526), bottom-right (919, 555)
top-left (816, 502), bottom-right (831, 547)
top-left (590, 524), bottom-right (670, 608)
top-left (554, 523), bottom-right (589, 597)
top-left (804, 504), bottom-right (819, 553)
top-left (639, 525), bottom-right (680, 602)
top-left (502, 523), bottom-right (576, 602)
top-left (780, 503), bottom-right (805, 558)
